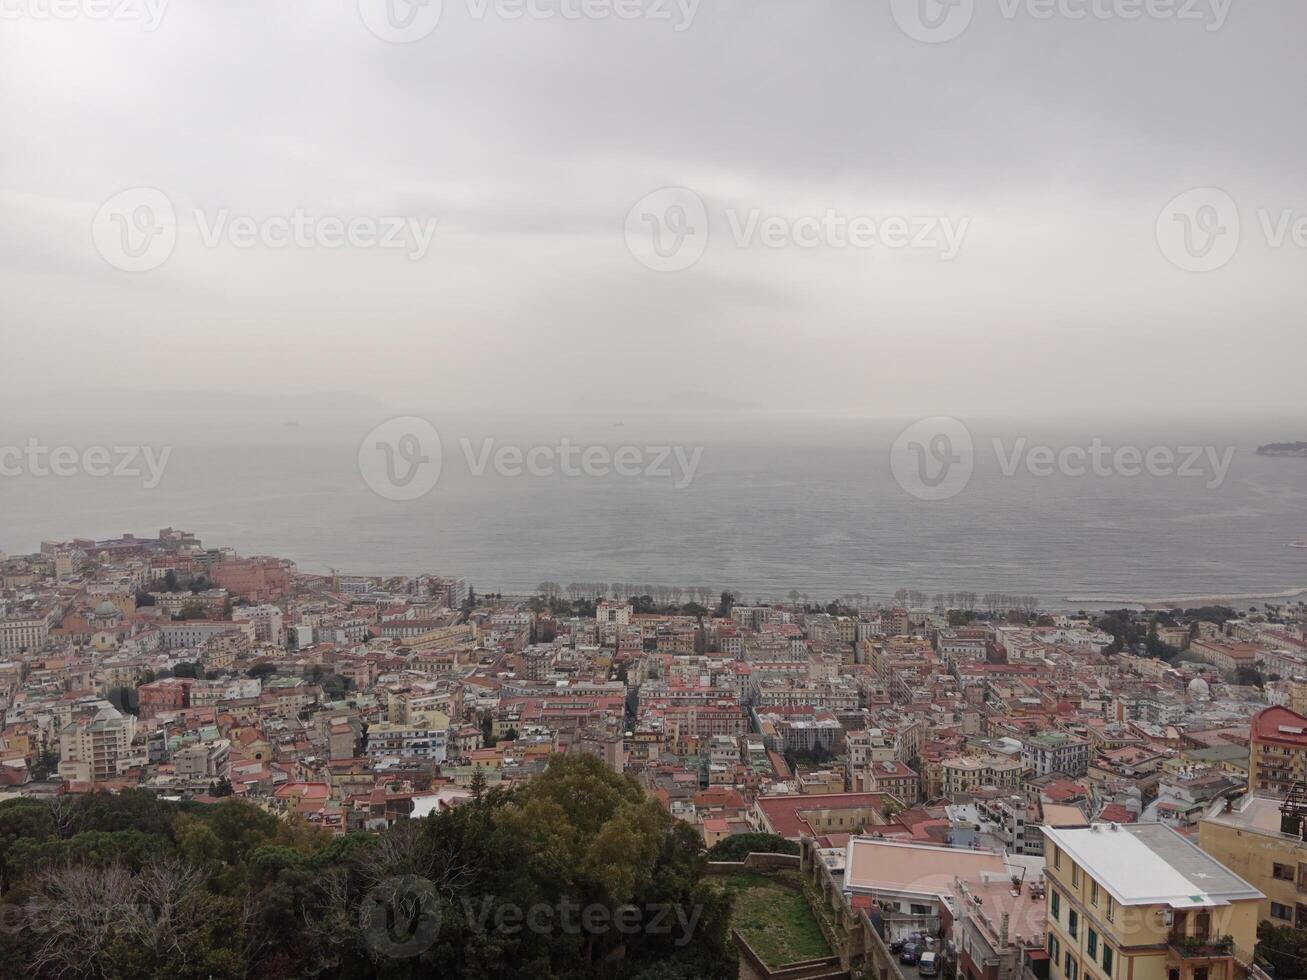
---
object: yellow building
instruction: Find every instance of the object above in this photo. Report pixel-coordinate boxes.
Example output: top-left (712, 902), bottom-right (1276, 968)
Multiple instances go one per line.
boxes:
top-left (1044, 824), bottom-right (1262, 980)
top-left (1201, 794), bottom-right (1307, 928)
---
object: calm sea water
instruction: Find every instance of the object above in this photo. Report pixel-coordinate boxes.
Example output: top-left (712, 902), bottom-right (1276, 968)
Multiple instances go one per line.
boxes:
top-left (2, 411), bottom-right (1306, 610)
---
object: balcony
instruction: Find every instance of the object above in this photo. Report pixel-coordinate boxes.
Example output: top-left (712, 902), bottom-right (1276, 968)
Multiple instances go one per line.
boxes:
top-left (1168, 934), bottom-right (1236, 960)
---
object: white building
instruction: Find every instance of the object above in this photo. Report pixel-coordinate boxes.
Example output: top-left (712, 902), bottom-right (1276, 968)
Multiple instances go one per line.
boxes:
top-left (1022, 732), bottom-right (1090, 777)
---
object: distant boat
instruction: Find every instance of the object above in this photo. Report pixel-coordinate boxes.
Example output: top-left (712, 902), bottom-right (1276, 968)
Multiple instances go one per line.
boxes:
top-left (1290, 541), bottom-right (1307, 550)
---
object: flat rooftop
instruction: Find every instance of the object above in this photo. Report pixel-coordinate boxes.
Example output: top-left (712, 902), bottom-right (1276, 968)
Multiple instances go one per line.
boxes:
top-left (1043, 823), bottom-right (1262, 909)
top-left (1204, 794), bottom-right (1293, 836)
top-left (845, 837), bottom-right (1007, 898)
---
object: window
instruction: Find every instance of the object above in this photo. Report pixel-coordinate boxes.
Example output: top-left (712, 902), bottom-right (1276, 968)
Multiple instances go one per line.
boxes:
top-left (1065, 953), bottom-right (1078, 980)
top-left (1274, 863), bottom-right (1295, 881)
top-left (1069, 909), bottom-right (1078, 939)
top-left (911, 904), bottom-right (932, 915)
top-left (1053, 845), bottom-right (1061, 870)
top-left (1052, 890), bottom-right (1061, 921)
top-left (1087, 929), bottom-right (1098, 958)
top-left (1048, 932), bottom-right (1059, 960)
top-left (1091, 881), bottom-right (1099, 906)
top-left (1102, 945), bottom-right (1114, 977)
top-left (1106, 895), bottom-right (1115, 922)
top-left (1271, 902), bottom-right (1293, 921)
top-left (1072, 864), bottom-right (1081, 888)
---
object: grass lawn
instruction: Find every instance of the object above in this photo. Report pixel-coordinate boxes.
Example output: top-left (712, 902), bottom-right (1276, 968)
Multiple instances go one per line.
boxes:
top-left (714, 870), bottom-right (832, 967)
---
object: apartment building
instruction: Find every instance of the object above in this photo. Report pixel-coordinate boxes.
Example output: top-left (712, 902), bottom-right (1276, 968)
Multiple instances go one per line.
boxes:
top-left (1189, 638), bottom-right (1263, 674)
top-left (158, 620), bottom-right (255, 651)
top-left (1044, 824), bottom-right (1262, 980)
top-left (174, 739), bottom-right (232, 784)
top-left (595, 600), bottom-right (632, 626)
top-left (0, 610), bottom-right (50, 656)
top-left (231, 603), bottom-right (285, 645)
top-left (363, 723), bottom-right (448, 763)
top-left (1025, 732), bottom-right (1091, 778)
top-left (1201, 793), bottom-right (1307, 927)
top-left (942, 752), bottom-right (1024, 795)
top-left (937, 628), bottom-right (992, 666)
top-left (857, 759), bottom-right (920, 803)
top-left (59, 703), bottom-right (139, 781)
top-left (1248, 706), bottom-right (1307, 796)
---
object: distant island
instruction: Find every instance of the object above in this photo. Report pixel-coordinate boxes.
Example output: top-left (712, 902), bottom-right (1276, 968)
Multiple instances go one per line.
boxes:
top-left (1257, 442), bottom-right (1307, 457)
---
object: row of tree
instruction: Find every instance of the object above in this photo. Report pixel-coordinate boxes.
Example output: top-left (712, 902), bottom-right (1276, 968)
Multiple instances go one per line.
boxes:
top-left (531, 581), bottom-right (1049, 614)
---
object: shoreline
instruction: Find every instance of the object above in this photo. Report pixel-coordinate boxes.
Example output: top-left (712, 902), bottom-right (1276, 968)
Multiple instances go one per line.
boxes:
top-left (1060, 587), bottom-right (1307, 610)
top-left (11, 529), bottom-right (1307, 614)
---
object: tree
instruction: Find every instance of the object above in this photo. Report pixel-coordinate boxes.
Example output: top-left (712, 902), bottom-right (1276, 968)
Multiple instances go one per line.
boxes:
top-left (705, 833), bottom-right (799, 862)
top-left (20, 859), bottom-right (245, 979)
top-left (0, 797), bottom-right (56, 892)
top-left (107, 685), bottom-right (139, 716)
top-left (177, 601), bottom-right (207, 621)
top-left (29, 746), bottom-right (59, 781)
top-left (1235, 665), bottom-right (1266, 688)
top-left (209, 777), bottom-right (234, 798)
top-left (246, 662), bottom-right (277, 681)
top-left (631, 594), bottom-right (658, 614)
top-left (1258, 920), bottom-right (1307, 978)
top-left (0, 757), bottom-right (736, 980)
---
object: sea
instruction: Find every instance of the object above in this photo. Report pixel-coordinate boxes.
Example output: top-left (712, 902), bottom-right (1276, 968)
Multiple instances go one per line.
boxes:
top-left (1, 409), bottom-right (1306, 612)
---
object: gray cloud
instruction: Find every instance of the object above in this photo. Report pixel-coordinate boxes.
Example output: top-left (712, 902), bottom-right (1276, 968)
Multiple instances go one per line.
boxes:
top-left (1, 0), bottom-right (1304, 416)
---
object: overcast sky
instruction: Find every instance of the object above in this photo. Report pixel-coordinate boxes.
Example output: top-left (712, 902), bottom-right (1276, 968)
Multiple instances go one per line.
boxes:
top-left (2, 0), bottom-right (1304, 418)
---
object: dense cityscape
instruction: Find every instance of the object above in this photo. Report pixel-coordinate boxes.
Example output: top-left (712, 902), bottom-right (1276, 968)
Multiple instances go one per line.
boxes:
top-left (1, 529), bottom-right (1307, 978)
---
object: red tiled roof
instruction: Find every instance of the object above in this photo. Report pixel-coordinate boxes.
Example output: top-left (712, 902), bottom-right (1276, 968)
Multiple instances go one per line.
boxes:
top-left (1096, 803), bottom-right (1136, 824)
top-left (755, 792), bottom-right (890, 840)
top-left (1252, 706), bottom-right (1307, 747)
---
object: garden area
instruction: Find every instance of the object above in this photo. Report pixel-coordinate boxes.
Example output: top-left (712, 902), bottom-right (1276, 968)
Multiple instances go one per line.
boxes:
top-left (714, 869), bottom-right (833, 967)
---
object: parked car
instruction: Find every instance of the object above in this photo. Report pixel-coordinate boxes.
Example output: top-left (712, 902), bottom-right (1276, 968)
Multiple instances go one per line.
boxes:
top-left (918, 951), bottom-right (940, 976)
top-left (900, 943), bottom-right (922, 965)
